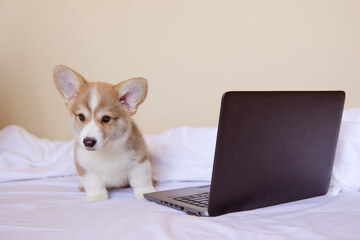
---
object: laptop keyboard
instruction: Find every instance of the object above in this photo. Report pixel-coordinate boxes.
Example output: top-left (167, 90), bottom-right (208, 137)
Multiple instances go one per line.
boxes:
top-left (173, 192), bottom-right (209, 208)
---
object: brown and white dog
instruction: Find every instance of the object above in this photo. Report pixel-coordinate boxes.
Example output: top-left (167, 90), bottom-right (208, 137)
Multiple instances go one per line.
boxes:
top-left (53, 65), bottom-right (155, 202)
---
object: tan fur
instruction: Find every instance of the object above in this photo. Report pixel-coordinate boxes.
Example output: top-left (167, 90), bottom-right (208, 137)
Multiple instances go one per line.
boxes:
top-left (74, 142), bottom-right (86, 177)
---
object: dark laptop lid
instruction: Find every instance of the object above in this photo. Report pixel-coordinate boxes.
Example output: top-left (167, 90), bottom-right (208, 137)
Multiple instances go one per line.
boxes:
top-left (208, 91), bottom-right (345, 216)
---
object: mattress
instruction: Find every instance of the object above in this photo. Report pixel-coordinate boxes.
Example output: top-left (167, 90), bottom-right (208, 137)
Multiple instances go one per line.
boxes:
top-left (1, 108), bottom-right (360, 239)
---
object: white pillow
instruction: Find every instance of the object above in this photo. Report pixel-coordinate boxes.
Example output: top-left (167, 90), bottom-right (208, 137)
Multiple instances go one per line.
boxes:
top-left (0, 125), bottom-right (76, 182)
top-left (0, 125), bottom-right (217, 183)
top-left (332, 108), bottom-right (360, 192)
top-left (144, 127), bottom-right (217, 183)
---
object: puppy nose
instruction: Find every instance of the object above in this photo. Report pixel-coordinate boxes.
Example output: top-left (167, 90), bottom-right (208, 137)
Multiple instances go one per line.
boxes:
top-left (83, 138), bottom-right (97, 148)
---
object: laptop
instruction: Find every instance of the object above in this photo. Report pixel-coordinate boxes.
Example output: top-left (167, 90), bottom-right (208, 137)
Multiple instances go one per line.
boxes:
top-left (144, 91), bottom-right (345, 216)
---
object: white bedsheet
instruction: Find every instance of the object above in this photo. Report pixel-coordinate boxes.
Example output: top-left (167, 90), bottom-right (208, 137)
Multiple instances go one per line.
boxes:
top-left (1, 176), bottom-right (359, 240)
top-left (1, 108), bottom-right (360, 239)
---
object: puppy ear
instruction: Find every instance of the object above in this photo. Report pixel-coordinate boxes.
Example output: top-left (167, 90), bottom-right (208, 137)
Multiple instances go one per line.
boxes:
top-left (53, 65), bottom-right (86, 102)
top-left (114, 78), bottom-right (148, 114)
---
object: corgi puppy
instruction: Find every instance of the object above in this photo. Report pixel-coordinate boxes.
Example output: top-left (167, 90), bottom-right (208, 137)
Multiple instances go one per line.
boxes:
top-left (53, 65), bottom-right (155, 202)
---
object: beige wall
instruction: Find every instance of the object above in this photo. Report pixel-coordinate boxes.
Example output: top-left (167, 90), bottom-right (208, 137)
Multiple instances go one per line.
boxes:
top-left (1, 0), bottom-right (359, 140)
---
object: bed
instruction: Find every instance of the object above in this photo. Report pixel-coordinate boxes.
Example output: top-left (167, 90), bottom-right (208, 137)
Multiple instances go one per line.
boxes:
top-left (1, 108), bottom-right (360, 240)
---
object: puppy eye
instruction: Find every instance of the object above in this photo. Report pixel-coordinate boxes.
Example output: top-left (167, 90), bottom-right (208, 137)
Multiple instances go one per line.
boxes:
top-left (102, 115), bottom-right (111, 123)
top-left (78, 114), bottom-right (85, 122)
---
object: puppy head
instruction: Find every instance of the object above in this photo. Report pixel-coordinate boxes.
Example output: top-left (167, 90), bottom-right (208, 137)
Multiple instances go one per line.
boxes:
top-left (53, 65), bottom-right (147, 151)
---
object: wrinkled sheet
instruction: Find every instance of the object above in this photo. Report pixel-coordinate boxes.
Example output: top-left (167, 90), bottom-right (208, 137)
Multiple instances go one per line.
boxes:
top-left (0, 176), bottom-right (360, 240)
top-left (1, 108), bottom-right (360, 239)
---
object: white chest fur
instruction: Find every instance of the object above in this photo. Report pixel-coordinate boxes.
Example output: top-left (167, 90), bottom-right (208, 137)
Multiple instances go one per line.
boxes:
top-left (76, 140), bottom-right (135, 188)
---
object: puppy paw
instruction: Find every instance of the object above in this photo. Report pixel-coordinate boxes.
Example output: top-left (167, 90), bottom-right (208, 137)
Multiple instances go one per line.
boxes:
top-left (133, 186), bottom-right (156, 199)
top-left (86, 191), bottom-right (109, 202)
top-left (152, 175), bottom-right (159, 186)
